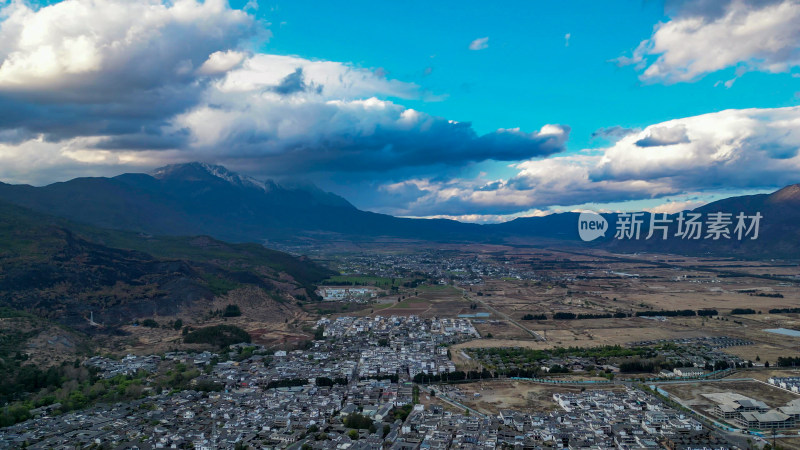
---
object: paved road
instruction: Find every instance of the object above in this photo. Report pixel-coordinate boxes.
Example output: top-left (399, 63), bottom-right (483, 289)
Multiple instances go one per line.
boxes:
top-left (426, 386), bottom-right (486, 418)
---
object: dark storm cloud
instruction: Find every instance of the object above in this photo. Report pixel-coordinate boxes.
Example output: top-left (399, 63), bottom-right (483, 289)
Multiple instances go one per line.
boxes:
top-left (0, 83), bottom-right (205, 143)
top-left (271, 68), bottom-right (323, 96)
top-left (195, 108), bottom-right (570, 175)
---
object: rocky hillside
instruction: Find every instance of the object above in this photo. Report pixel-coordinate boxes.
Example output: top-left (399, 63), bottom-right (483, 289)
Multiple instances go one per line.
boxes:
top-left (0, 200), bottom-right (334, 332)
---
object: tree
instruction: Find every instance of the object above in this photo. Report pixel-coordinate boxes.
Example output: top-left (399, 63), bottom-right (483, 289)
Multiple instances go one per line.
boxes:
top-left (382, 424), bottom-right (391, 437)
top-left (142, 319), bottom-right (159, 328)
top-left (316, 377), bottom-right (334, 387)
top-left (173, 319), bottom-right (183, 330)
top-left (347, 429), bottom-right (359, 440)
top-left (223, 304), bottom-right (242, 317)
top-left (344, 413), bottom-right (373, 430)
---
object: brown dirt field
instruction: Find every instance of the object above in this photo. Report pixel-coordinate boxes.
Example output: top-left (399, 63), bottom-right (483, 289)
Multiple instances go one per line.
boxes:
top-left (359, 285), bottom-right (474, 318)
top-left (115, 315), bottom-right (314, 354)
top-left (724, 368), bottom-right (800, 381)
top-left (440, 380), bottom-right (624, 415)
top-left (473, 320), bottom-right (532, 340)
top-left (452, 323), bottom-right (703, 352)
top-left (467, 272), bottom-right (799, 365)
top-left (660, 380), bottom-right (800, 409)
top-left (773, 437), bottom-right (800, 450)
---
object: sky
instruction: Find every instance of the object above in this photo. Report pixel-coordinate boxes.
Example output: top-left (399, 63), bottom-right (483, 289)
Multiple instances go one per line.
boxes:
top-left (0, 0), bottom-right (799, 222)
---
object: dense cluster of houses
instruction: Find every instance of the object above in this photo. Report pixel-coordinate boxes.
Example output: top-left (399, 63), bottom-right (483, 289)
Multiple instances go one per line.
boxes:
top-left (546, 390), bottom-right (728, 449)
top-left (330, 251), bottom-right (538, 286)
top-left (390, 389), bottom-right (711, 450)
top-left (0, 316), bottom-right (741, 449)
top-left (85, 354), bottom-right (161, 378)
top-left (318, 316), bottom-right (476, 380)
top-left (2, 381), bottom-right (735, 449)
top-left (317, 287), bottom-right (378, 302)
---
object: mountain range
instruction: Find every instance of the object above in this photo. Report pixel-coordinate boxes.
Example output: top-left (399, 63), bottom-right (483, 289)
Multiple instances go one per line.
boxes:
top-left (0, 162), bottom-right (483, 243)
top-left (0, 162), bottom-right (798, 258)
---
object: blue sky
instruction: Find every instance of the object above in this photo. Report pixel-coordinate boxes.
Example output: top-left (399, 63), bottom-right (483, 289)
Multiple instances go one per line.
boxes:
top-left (248, 0), bottom-right (799, 150)
top-left (1, 0), bottom-right (800, 221)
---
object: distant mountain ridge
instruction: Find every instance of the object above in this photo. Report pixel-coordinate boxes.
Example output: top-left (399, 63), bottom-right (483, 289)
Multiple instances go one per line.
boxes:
top-left (151, 162), bottom-right (355, 208)
top-left (496, 184), bottom-right (800, 258)
top-left (0, 162), bottom-right (798, 258)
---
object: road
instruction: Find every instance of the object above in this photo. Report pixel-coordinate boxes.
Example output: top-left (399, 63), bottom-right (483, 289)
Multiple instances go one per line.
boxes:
top-left (426, 386), bottom-right (486, 418)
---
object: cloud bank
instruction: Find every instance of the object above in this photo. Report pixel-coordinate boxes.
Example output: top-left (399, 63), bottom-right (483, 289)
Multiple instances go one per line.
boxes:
top-left (0, 0), bottom-right (565, 185)
top-left (621, 0), bottom-right (800, 83)
top-left (371, 107), bottom-right (800, 217)
top-left (0, 0), bottom-right (798, 221)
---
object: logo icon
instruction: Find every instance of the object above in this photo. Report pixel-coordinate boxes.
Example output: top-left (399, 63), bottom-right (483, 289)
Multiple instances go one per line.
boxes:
top-left (578, 211), bottom-right (608, 242)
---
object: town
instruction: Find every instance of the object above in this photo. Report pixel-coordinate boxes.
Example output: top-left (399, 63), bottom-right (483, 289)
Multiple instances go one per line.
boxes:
top-left (1, 315), bottom-right (779, 449)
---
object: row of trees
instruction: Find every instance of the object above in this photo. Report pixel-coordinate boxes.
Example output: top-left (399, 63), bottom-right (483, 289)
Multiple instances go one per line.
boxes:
top-left (776, 357), bottom-right (800, 367)
top-left (636, 309), bottom-right (718, 317)
top-left (769, 307), bottom-right (800, 314)
top-left (552, 312), bottom-right (629, 320)
top-left (521, 314), bottom-right (547, 320)
top-left (413, 369), bottom-right (494, 384)
top-left (525, 307), bottom-right (776, 321)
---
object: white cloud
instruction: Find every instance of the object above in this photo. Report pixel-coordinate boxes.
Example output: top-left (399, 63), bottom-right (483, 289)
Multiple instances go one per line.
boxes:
top-left (592, 107), bottom-right (800, 185)
top-left (197, 50), bottom-right (247, 75)
top-left (622, 0), bottom-right (800, 83)
top-left (169, 85), bottom-right (567, 172)
top-left (468, 37), bottom-right (489, 51)
top-left (0, 0), bottom-right (255, 91)
top-left (645, 200), bottom-right (707, 214)
top-left (634, 124), bottom-right (689, 147)
top-left (215, 54), bottom-right (419, 99)
top-left (0, 0), bottom-right (566, 184)
top-left (0, 135), bottom-right (177, 185)
top-left (409, 210), bottom-right (553, 224)
top-left (373, 107), bottom-right (800, 217)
